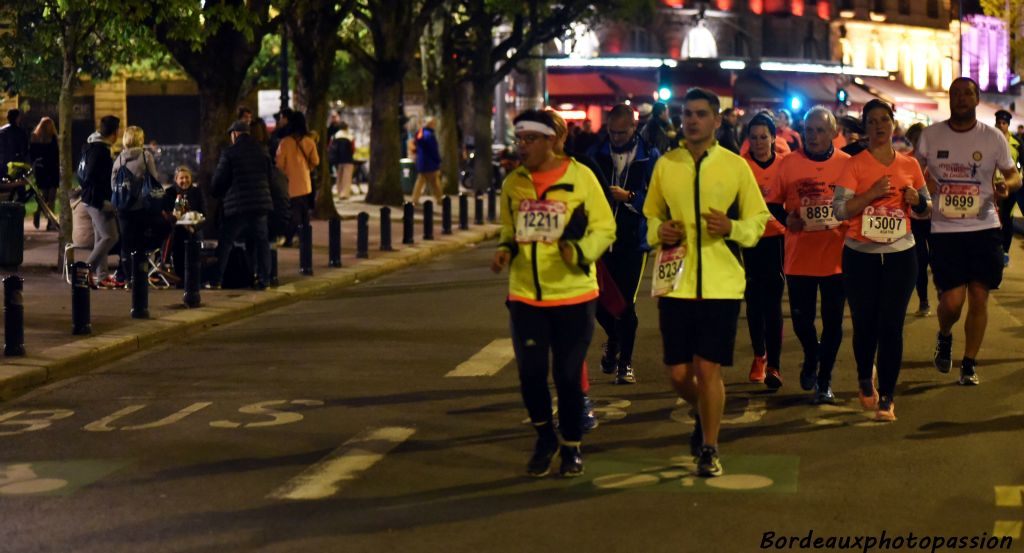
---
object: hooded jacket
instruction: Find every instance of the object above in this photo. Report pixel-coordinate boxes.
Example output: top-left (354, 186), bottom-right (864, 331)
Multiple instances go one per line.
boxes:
top-left (80, 132), bottom-right (114, 207)
top-left (587, 135), bottom-right (660, 252)
top-left (497, 158), bottom-right (616, 306)
top-left (111, 147), bottom-right (162, 211)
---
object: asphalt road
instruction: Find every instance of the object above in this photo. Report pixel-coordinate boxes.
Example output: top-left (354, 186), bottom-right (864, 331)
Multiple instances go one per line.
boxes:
top-left (0, 240), bottom-right (1022, 553)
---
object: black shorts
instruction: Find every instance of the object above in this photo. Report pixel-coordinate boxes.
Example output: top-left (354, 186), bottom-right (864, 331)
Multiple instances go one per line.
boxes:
top-left (929, 228), bottom-right (1003, 292)
top-left (658, 298), bottom-right (741, 366)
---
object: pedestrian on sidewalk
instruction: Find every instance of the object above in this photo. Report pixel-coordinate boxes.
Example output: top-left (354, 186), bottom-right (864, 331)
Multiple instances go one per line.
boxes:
top-left (330, 122), bottom-right (356, 200)
top-left (211, 120), bottom-right (274, 289)
top-left (0, 109), bottom-right (29, 182)
top-left (643, 88), bottom-right (768, 477)
top-left (252, 118), bottom-right (291, 244)
top-left (411, 117), bottom-right (442, 205)
top-left (276, 110), bottom-right (319, 247)
top-left (29, 117), bottom-right (59, 230)
top-left (491, 109), bottom-right (615, 478)
top-left (80, 115), bottom-right (121, 288)
top-left (111, 126), bottom-right (166, 285)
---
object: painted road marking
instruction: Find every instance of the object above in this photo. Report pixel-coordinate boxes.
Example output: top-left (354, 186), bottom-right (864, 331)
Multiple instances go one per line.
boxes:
top-left (0, 460), bottom-right (128, 497)
top-left (267, 426), bottom-right (416, 501)
top-left (521, 396), bottom-right (631, 425)
top-left (210, 400), bottom-right (324, 428)
top-left (994, 485), bottom-right (1024, 539)
top-left (582, 454), bottom-right (798, 493)
top-left (671, 397), bottom-right (767, 426)
top-left (446, 339), bottom-right (515, 377)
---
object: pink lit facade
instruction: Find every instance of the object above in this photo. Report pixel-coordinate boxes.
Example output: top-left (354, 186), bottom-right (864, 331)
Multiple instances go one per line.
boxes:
top-left (961, 15), bottom-right (1011, 93)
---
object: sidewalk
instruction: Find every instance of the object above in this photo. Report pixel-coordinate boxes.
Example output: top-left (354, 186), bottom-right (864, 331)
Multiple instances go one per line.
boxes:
top-left (0, 193), bottom-right (501, 400)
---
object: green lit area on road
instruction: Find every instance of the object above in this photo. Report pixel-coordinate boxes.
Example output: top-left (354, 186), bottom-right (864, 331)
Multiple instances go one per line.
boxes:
top-left (0, 460), bottom-right (130, 497)
top-left (572, 454), bottom-right (799, 494)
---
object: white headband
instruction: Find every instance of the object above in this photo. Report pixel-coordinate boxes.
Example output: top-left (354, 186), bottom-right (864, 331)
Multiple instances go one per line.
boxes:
top-left (515, 121), bottom-right (556, 136)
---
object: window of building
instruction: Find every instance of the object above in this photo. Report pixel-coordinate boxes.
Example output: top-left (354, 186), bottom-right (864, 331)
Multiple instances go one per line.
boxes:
top-left (838, 0), bottom-right (854, 9)
top-left (898, 0), bottom-right (910, 14)
top-left (927, 0), bottom-right (939, 17)
top-left (872, 0), bottom-right (885, 13)
top-left (628, 27), bottom-right (653, 53)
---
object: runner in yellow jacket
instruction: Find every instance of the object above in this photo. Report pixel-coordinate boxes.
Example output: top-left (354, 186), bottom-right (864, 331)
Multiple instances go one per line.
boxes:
top-left (491, 109), bottom-right (616, 478)
top-left (642, 88), bottom-right (769, 477)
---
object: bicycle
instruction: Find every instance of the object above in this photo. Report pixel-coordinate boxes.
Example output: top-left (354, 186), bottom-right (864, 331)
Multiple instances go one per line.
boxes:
top-left (1, 162), bottom-right (60, 230)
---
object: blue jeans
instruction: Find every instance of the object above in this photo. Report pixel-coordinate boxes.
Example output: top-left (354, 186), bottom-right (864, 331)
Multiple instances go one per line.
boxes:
top-left (215, 213), bottom-right (270, 285)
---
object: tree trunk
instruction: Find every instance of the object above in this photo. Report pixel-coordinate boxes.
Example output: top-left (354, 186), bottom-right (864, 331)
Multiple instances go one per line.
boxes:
top-left (471, 78), bottom-right (495, 193)
top-left (56, 51), bottom-right (77, 267)
top-left (293, 55), bottom-right (340, 220)
top-left (196, 85), bottom-right (238, 233)
top-left (437, 90), bottom-right (460, 195)
top-left (365, 73), bottom-right (404, 206)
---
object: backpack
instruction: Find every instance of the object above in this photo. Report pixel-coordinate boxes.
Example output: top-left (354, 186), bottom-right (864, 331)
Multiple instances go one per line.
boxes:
top-left (111, 151), bottom-right (164, 212)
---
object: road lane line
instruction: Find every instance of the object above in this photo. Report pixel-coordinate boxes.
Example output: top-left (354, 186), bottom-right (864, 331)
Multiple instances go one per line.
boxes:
top-left (445, 339), bottom-right (515, 377)
top-left (267, 426), bottom-right (415, 500)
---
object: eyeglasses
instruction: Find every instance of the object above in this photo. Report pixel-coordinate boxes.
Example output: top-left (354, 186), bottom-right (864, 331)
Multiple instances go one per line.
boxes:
top-left (514, 133), bottom-right (548, 145)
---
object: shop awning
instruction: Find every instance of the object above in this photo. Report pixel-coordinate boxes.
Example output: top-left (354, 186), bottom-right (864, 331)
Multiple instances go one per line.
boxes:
top-left (761, 73), bottom-right (878, 108)
top-left (855, 77), bottom-right (939, 113)
top-left (547, 72), bottom-right (616, 98)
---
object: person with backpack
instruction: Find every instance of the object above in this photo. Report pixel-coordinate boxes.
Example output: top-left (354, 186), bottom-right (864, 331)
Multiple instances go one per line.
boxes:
top-left (79, 115), bottom-right (121, 288)
top-left (110, 125), bottom-right (163, 287)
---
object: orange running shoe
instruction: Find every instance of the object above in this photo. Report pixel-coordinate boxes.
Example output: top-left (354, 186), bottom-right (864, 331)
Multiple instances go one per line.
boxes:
top-left (874, 396), bottom-right (896, 422)
top-left (749, 355), bottom-right (767, 383)
top-left (857, 379), bottom-right (879, 410)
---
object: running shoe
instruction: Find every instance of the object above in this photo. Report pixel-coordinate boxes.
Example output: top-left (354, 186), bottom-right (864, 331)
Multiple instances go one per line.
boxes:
top-left (600, 342), bottom-right (618, 375)
top-left (875, 396), bottom-right (896, 422)
top-left (526, 434), bottom-right (560, 477)
top-left (857, 378), bottom-right (879, 410)
top-left (933, 332), bottom-right (953, 374)
top-left (613, 364), bottom-right (636, 385)
top-left (559, 445), bottom-right (584, 478)
top-left (689, 413), bottom-right (703, 458)
top-left (581, 395), bottom-right (598, 433)
top-left (96, 276), bottom-right (126, 289)
top-left (1004, 253), bottom-right (1010, 267)
top-left (799, 362), bottom-right (817, 391)
top-left (959, 360), bottom-right (980, 386)
top-left (764, 368), bottom-right (783, 390)
top-left (748, 355), bottom-right (767, 383)
top-left (813, 385), bottom-right (835, 405)
top-left (696, 446), bottom-right (723, 477)
top-left (916, 304), bottom-right (932, 317)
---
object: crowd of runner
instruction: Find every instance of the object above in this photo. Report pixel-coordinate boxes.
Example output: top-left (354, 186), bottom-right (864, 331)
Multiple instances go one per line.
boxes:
top-left (490, 76), bottom-right (1021, 479)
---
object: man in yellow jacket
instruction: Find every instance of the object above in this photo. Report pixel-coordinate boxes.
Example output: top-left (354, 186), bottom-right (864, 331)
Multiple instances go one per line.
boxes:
top-left (491, 109), bottom-right (616, 478)
top-left (643, 88), bottom-right (769, 477)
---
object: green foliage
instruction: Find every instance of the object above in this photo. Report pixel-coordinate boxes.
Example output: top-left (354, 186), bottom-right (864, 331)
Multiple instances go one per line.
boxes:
top-left (329, 49), bottom-right (372, 105)
top-left (0, 0), bottom-right (141, 101)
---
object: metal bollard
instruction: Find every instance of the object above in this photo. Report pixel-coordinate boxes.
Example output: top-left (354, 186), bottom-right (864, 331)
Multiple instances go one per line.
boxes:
top-left (442, 196), bottom-right (453, 235)
top-left (487, 188), bottom-right (497, 222)
top-left (270, 248), bottom-right (279, 286)
top-left (131, 251), bottom-right (149, 319)
top-left (183, 233), bottom-right (201, 308)
top-left (328, 218), bottom-right (342, 268)
top-left (357, 212), bottom-right (370, 258)
top-left (3, 275), bottom-right (25, 356)
top-left (423, 200), bottom-right (435, 240)
top-left (459, 193), bottom-right (469, 230)
top-left (70, 262), bottom-right (91, 335)
top-left (402, 202), bottom-right (414, 245)
top-left (475, 194), bottom-right (484, 225)
top-left (380, 206), bottom-right (393, 251)
top-left (299, 223), bottom-right (313, 275)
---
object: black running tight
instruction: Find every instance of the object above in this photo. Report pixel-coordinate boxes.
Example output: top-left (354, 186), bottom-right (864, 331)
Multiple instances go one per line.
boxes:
top-left (786, 274), bottom-right (846, 385)
top-left (743, 235), bottom-right (785, 369)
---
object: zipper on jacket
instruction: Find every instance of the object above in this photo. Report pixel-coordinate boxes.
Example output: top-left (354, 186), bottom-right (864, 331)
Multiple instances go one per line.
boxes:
top-left (694, 151), bottom-right (708, 299)
top-left (529, 183), bottom-right (576, 301)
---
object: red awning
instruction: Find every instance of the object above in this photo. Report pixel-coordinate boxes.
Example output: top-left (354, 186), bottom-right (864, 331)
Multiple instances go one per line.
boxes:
top-left (547, 72), bottom-right (615, 98)
top-left (605, 74), bottom-right (657, 100)
top-left (762, 73), bottom-right (878, 108)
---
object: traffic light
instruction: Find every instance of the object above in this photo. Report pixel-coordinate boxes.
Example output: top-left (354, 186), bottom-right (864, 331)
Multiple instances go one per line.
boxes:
top-left (658, 64), bottom-right (672, 101)
top-left (789, 95), bottom-right (803, 112)
top-left (836, 87), bottom-right (849, 105)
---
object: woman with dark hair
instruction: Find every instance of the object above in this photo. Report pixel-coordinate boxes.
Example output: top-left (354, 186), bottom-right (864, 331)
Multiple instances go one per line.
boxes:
top-left (740, 114), bottom-right (788, 390)
top-left (29, 117), bottom-right (59, 230)
top-left (275, 110), bottom-right (319, 246)
top-left (834, 100), bottom-right (931, 421)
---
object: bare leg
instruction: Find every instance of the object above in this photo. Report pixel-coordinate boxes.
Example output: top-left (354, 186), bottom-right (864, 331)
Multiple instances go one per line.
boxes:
top-left (937, 285), bottom-right (967, 336)
top-left (963, 282), bottom-right (990, 358)
top-left (693, 355), bottom-right (725, 447)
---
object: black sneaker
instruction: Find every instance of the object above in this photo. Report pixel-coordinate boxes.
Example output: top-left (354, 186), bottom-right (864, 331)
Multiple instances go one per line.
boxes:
top-left (689, 414), bottom-right (703, 458)
top-left (581, 395), bottom-right (598, 433)
top-left (613, 364), bottom-right (636, 385)
top-left (600, 342), bottom-right (618, 374)
top-left (799, 362), bottom-right (817, 391)
top-left (526, 434), bottom-right (559, 477)
top-left (696, 446), bottom-right (723, 477)
top-left (559, 445), bottom-right (584, 478)
top-left (934, 332), bottom-right (953, 374)
top-left (959, 360), bottom-right (980, 386)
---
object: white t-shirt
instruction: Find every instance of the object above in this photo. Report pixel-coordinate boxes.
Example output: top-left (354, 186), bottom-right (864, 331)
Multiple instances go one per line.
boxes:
top-left (916, 120), bottom-right (1015, 234)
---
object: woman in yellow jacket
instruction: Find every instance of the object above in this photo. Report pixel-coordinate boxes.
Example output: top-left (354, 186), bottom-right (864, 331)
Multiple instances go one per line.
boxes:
top-left (275, 110), bottom-right (319, 246)
top-left (643, 88), bottom-right (769, 477)
top-left (491, 109), bottom-right (615, 478)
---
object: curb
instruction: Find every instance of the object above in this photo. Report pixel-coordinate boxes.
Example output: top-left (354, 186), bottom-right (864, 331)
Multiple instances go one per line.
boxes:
top-left (0, 226), bottom-right (501, 400)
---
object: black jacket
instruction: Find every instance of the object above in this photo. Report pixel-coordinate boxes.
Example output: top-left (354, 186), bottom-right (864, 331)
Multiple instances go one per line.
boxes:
top-left (79, 136), bottom-right (114, 207)
top-left (212, 134), bottom-right (274, 217)
top-left (0, 124), bottom-right (30, 179)
top-left (587, 137), bottom-right (660, 251)
top-left (161, 183), bottom-right (207, 216)
top-left (716, 122), bottom-right (740, 154)
top-left (30, 139), bottom-right (59, 189)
